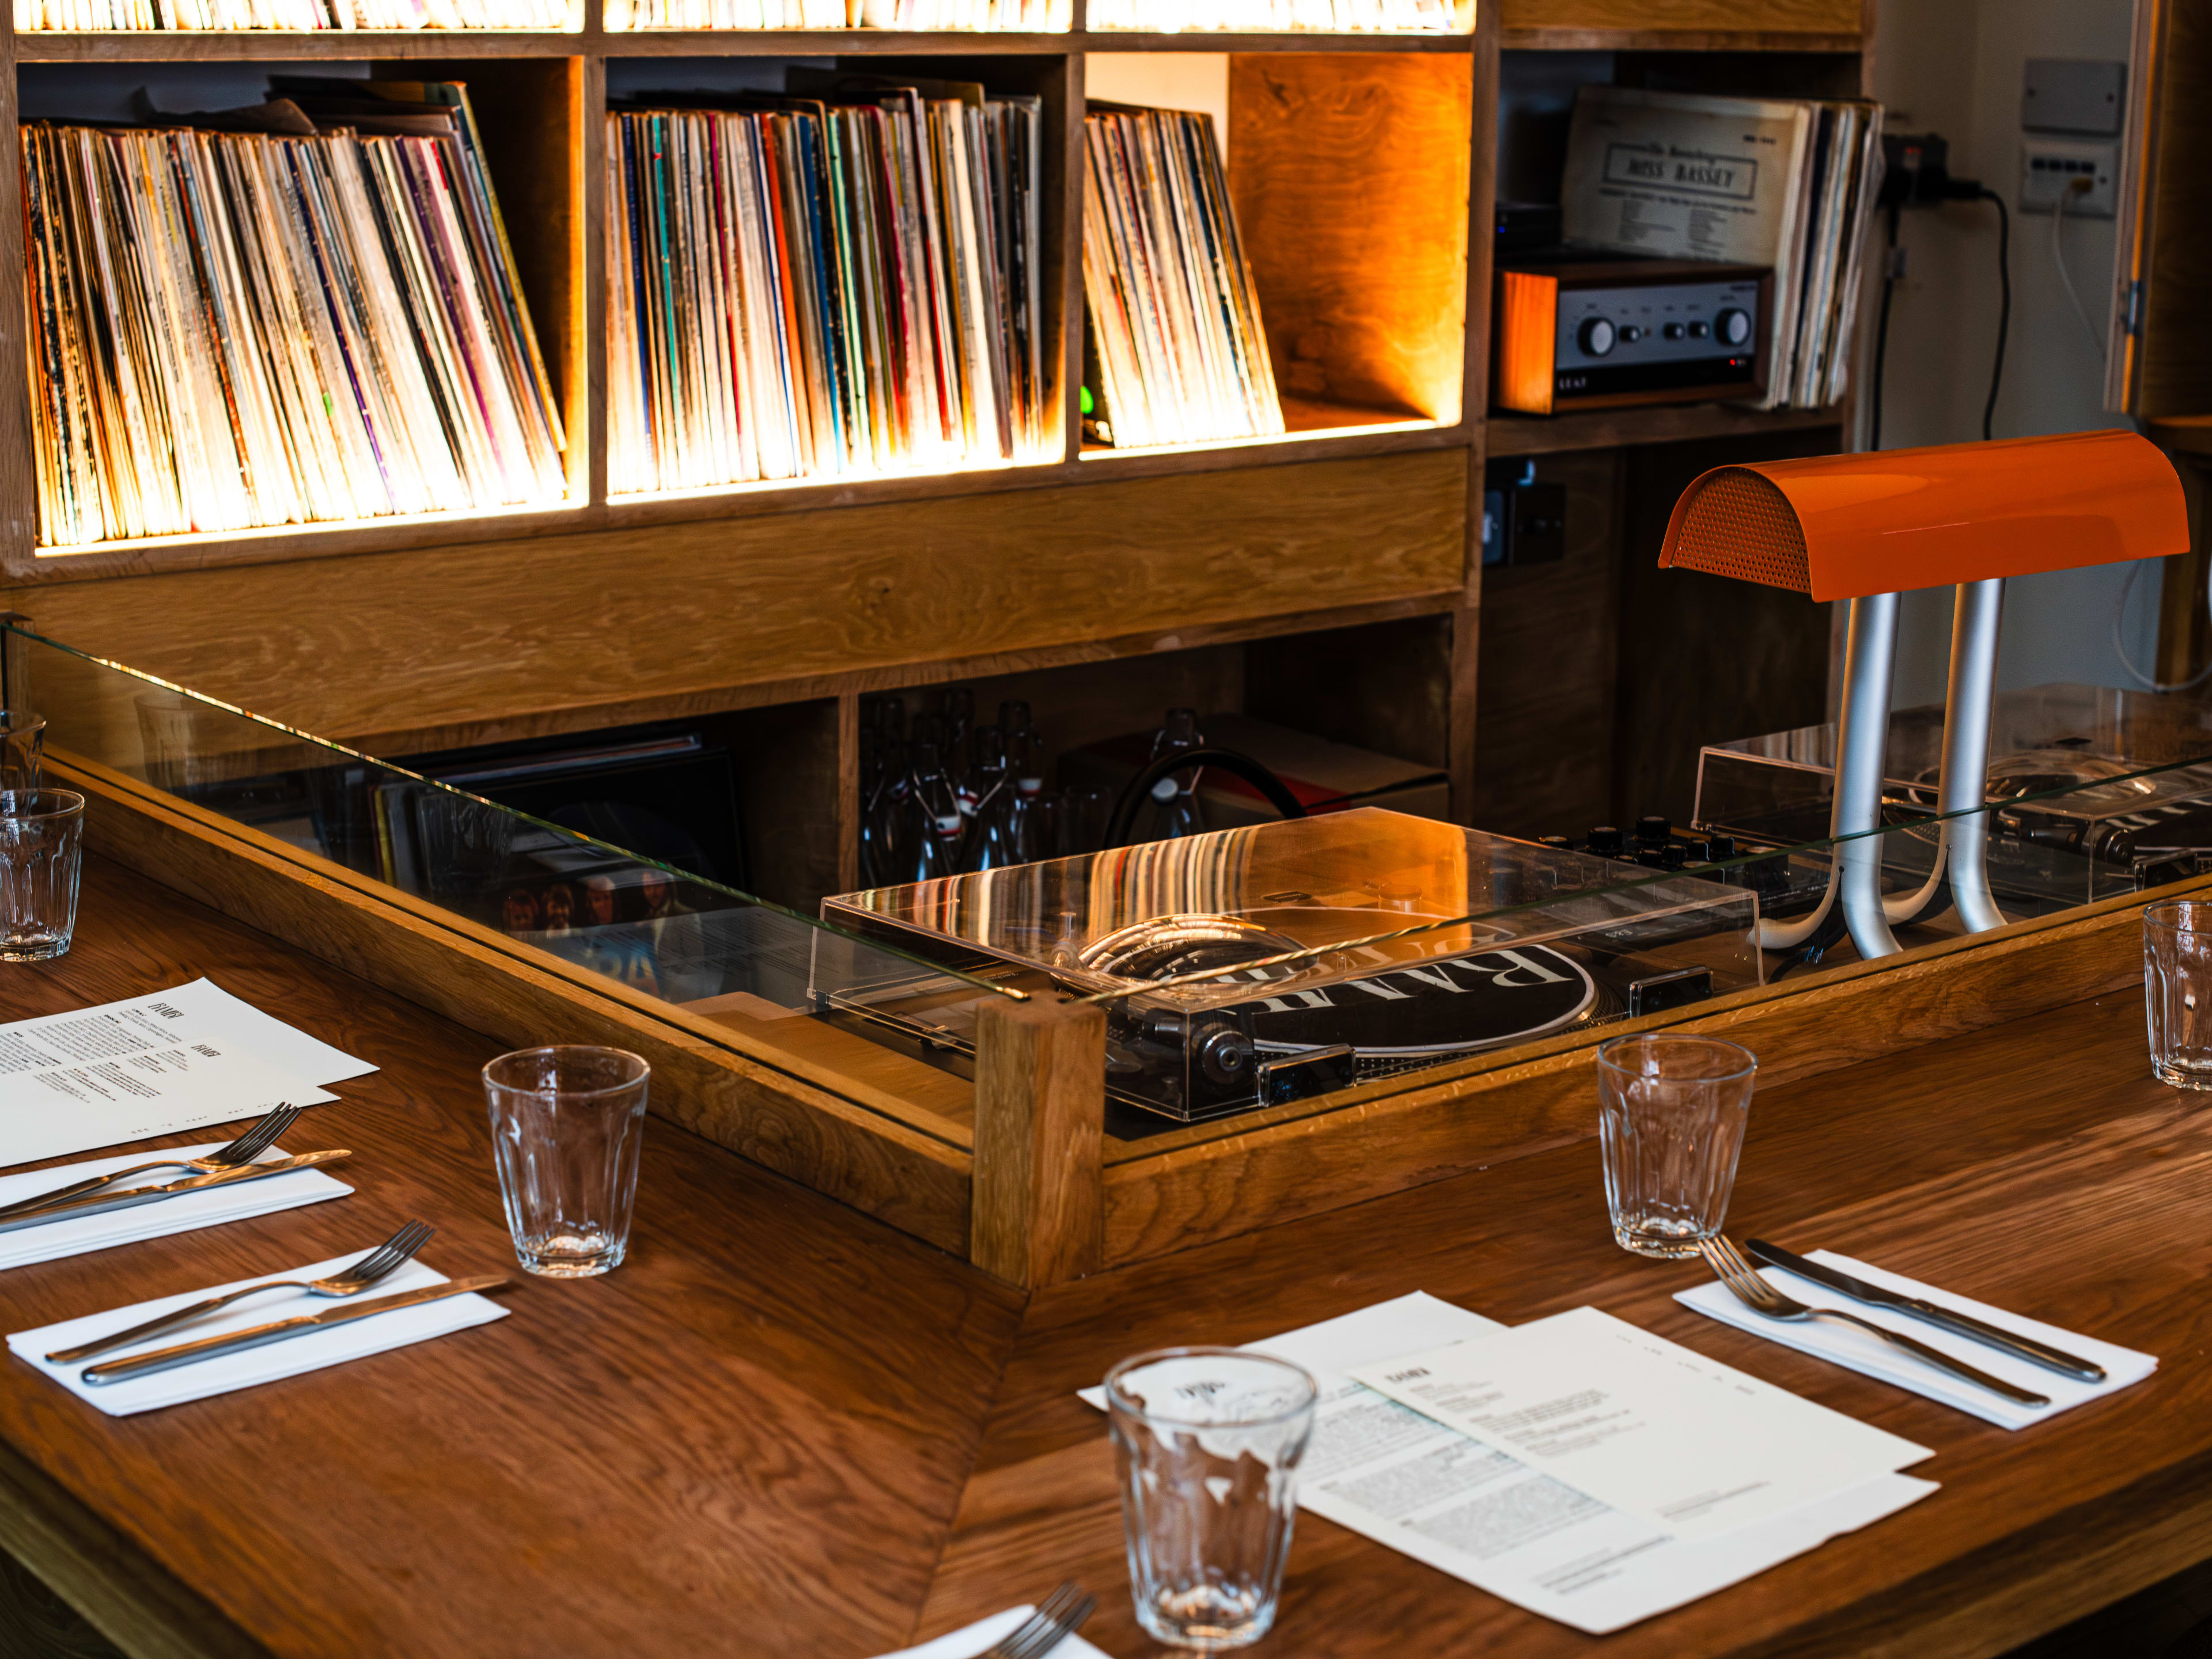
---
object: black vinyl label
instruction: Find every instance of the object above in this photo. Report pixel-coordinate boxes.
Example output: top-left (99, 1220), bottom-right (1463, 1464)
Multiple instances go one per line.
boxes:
top-left (1224, 944), bottom-right (1599, 1055)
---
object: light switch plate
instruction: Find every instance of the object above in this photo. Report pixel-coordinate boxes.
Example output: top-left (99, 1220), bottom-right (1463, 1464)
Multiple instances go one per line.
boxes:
top-left (2019, 139), bottom-right (2118, 217)
top-left (2022, 58), bottom-right (2126, 137)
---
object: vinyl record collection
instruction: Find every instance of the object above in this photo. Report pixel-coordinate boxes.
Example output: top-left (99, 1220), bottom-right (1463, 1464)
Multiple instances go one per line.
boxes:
top-left (609, 0), bottom-right (1064, 28)
top-left (24, 81), bottom-right (567, 549)
top-left (607, 72), bottom-right (1048, 495)
top-left (1085, 0), bottom-right (1452, 29)
top-left (1080, 101), bottom-right (1284, 450)
top-left (16, 0), bottom-right (563, 25)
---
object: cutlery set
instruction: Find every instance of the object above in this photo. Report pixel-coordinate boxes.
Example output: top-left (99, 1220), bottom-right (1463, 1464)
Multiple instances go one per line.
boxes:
top-left (1698, 1232), bottom-right (2108, 1405)
top-left (12, 1106), bottom-right (509, 1387)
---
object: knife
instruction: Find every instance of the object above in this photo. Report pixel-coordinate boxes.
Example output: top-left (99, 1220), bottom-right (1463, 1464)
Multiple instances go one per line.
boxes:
top-left (1744, 1238), bottom-right (2108, 1382)
top-left (0, 1150), bottom-right (353, 1236)
top-left (80, 1274), bottom-right (509, 1385)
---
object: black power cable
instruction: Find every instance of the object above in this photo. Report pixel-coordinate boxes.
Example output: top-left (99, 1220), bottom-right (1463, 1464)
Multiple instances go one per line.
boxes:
top-left (1973, 187), bottom-right (2011, 442)
top-left (1869, 136), bottom-right (2012, 448)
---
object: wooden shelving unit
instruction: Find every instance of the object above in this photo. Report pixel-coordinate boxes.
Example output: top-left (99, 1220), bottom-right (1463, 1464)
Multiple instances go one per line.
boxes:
top-left (0, 0), bottom-right (1872, 908)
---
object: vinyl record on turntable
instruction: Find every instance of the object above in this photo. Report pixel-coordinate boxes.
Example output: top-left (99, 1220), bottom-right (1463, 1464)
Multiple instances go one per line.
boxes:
top-left (1241, 941), bottom-right (1602, 1057)
top-left (1071, 910), bottom-right (1605, 1070)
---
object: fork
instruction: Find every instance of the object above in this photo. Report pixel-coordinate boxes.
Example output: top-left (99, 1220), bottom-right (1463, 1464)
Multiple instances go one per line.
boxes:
top-left (0, 1103), bottom-right (301, 1223)
top-left (1698, 1234), bottom-right (2050, 1407)
top-left (986, 1582), bottom-right (1096, 1659)
top-left (44, 1219), bottom-right (437, 1363)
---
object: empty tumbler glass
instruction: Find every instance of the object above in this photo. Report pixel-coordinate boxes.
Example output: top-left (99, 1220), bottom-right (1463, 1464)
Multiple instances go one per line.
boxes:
top-left (481, 1046), bottom-right (649, 1277)
top-left (1105, 1347), bottom-right (1317, 1651)
top-left (1596, 1033), bottom-right (1756, 1259)
top-left (0, 789), bottom-right (83, 962)
top-left (2145, 899), bottom-right (2212, 1089)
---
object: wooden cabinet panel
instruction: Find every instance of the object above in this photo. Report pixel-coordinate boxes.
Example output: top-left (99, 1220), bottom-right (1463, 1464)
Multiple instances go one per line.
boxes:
top-left (3, 451), bottom-right (1467, 751)
top-left (1499, 0), bottom-right (1862, 36)
top-left (1230, 54), bottom-right (1474, 424)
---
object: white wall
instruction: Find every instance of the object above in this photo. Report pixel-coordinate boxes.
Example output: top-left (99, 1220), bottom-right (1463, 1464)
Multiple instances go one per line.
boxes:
top-left (1867, 0), bottom-right (2154, 709)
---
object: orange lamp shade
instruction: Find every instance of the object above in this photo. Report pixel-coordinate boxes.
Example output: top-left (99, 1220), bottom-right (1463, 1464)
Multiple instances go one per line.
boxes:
top-left (1657, 429), bottom-right (2190, 601)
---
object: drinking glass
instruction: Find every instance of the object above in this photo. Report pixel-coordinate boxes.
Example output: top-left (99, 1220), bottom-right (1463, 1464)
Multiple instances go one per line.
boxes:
top-left (1596, 1033), bottom-right (1756, 1259)
top-left (2145, 899), bottom-right (2212, 1089)
top-left (1105, 1347), bottom-right (1317, 1651)
top-left (481, 1046), bottom-right (649, 1277)
top-left (0, 710), bottom-right (44, 793)
top-left (0, 789), bottom-right (83, 962)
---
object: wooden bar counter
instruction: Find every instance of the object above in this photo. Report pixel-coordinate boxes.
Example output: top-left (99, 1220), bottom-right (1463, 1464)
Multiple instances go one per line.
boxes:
top-left (3, 853), bottom-right (2210, 1658)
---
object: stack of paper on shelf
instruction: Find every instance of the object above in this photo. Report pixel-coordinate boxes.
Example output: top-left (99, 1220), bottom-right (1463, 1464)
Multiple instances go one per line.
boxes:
top-left (24, 82), bottom-right (566, 548)
top-left (606, 71), bottom-right (1047, 494)
top-left (1081, 100), bottom-right (1285, 448)
top-left (1562, 85), bottom-right (1885, 411)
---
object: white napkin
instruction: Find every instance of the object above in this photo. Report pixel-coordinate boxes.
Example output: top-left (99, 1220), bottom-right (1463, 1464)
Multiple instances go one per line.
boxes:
top-left (869, 1607), bottom-right (1113, 1658)
top-left (0, 1142), bottom-right (353, 1272)
top-left (1677, 1249), bottom-right (2157, 1429)
top-left (9, 1252), bottom-right (508, 1416)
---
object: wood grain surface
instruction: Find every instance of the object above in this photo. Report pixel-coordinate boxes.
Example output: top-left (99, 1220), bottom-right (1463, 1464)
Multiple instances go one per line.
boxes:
top-left (1468, 447), bottom-right (1622, 835)
top-left (0, 855), bottom-right (1021, 1659)
top-left (2133, 0), bottom-right (2212, 426)
top-left (4, 836), bottom-right (2205, 1659)
top-left (972, 997), bottom-right (1107, 1288)
top-left (1497, 0), bottom-right (1861, 36)
top-left (2, 452), bottom-right (1467, 751)
top-left (922, 989), bottom-right (2212, 1658)
top-left (1230, 54), bottom-right (1474, 425)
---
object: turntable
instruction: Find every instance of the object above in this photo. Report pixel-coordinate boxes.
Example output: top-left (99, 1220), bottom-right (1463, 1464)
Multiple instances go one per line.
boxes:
top-left (815, 809), bottom-right (1763, 1123)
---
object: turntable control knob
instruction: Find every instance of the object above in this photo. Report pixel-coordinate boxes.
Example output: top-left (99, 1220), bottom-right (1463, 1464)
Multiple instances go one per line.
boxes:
top-left (1578, 317), bottom-right (1617, 357)
top-left (1717, 308), bottom-right (1754, 347)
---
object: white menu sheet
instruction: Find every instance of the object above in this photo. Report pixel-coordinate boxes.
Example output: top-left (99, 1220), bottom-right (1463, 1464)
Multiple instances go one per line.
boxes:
top-left (1082, 1294), bottom-right (1937, 1634)
top-left (1348, 1306), bottom-right (1932, 1541)
top-left (0, 979), bottom-right (376, 1168)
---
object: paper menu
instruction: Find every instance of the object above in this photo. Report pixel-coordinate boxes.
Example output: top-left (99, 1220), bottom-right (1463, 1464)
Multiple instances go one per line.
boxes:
top-left (1348, 1306), bottom-right (1932, 1541)
top-left (1080, 1294), bottom-right (1936, 1634)
top-left (0, 979), bottom-right (376, 1169)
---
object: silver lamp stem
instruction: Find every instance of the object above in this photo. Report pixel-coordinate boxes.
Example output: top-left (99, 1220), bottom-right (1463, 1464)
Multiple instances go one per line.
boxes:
top-left (1837, 590), bottom-right (1904, 960)
top-left (1752, 592), bottom-right (1904, 955)
top-left (1943, 577), bottom-right (2009, 933)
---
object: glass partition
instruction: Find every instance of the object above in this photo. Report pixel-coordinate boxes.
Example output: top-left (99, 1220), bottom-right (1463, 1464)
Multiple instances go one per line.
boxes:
top-left (14, 618), bottom-right (2212, 1139)
top-left (830, 740), bottom-right (2212, 1127)
top-left (0, 623), bottom-right (1024, 1025)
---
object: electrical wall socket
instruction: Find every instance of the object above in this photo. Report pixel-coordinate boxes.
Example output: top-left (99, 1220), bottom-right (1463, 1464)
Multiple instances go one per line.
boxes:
top-left (2018, 138), bottom-right (2117, 217)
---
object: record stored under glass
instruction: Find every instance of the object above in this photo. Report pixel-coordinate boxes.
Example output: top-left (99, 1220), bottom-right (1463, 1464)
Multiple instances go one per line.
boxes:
top-left (816, 809), bottom-right (1764, 1122)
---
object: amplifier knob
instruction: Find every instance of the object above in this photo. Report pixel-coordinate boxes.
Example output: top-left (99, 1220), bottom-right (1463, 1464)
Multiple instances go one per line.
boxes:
top-left (1663, 322), bottom-right (1686, 340)
top-left (1717, 308), bottom-right (1754, 347)
top-left (1578, 317), bottom-right (1617, 357)
top-left (1620, 325), bottom-right (1645, 344)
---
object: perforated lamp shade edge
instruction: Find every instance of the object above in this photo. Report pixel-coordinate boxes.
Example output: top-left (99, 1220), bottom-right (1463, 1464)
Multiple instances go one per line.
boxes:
top-left (1657, 429), bottom-right (2191, 602)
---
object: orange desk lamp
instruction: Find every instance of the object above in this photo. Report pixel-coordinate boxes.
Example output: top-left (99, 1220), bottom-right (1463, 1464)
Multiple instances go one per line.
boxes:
top-left (1659, 429), bottom-right (2189, 960)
